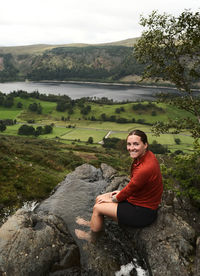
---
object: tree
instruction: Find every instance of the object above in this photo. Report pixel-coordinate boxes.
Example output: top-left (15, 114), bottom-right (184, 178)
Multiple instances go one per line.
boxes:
top-left (4, 96), bottom-right (14, 108)
top-left (0, 121), bottom-right (6, 132)
top-left (18, 124), bottom-right (35, 136)
top-left (28, 102), bottom-right (42, 114)
top-left (43, 125), bottom-right (53, 134)
top-left (35, 126), bottom-right (43, 136)
top-left (149, 140), bottom-right (169, 154)
top-left (134, 10), bottom-right (200, 138)
top-left (17, 102), bottom-right (23, 108)
top-left (56, 101), bottom-right (68, 112)
top-left (174, 138), bottom-right (181, 145)
top-left (87, 137), bottom-right (93, 144)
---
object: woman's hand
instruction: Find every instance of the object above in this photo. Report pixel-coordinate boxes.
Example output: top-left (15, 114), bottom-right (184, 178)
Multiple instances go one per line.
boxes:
top-left (111, 190), bottom-right (120, 196)
top-left (96, 192), bottom-right (113, 204)
top-left (96, 191), bottom-right (120, 204)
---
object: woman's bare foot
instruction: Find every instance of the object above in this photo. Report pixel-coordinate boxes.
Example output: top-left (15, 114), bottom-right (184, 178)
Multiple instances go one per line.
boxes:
top-left (75, 229), bottom-right (92, 242)
top-left (76, 216), bottom-right (91, 227)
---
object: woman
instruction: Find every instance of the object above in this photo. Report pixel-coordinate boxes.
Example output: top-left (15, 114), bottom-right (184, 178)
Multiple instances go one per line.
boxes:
top-left (75, 130), bottom-right (163, 241)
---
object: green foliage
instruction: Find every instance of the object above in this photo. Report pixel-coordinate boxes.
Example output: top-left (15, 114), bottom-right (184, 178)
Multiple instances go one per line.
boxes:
top-left (0, 135), bottom-right (84, 210)
top-left (28, 102), bottom-right (42, 114)
top-left (134, 10), bottom-right (200, 91)
top-left (102, 137), bottom-right (127, 152)
top-left (18, 124), bottom-right (35, 136)
top-left (0, 121), bottom-right (6, 132)
top-left (87, 137), bottom-right (93, 144)
top-left (149, 140), bottom-right (169, 154)
top-left (0, 93), bottom-right (15, 108)
top-left (56, 101), bottom-right (71, 112)
top-left (162, 141), bottom-right (200, 207)
top-left (134, 10), bottom-right (200, 138)
top-left (18, 124), bottom-right (53, 136)
top-left (17, 102), bottom-right (23, 108)
top-left (0, 54), bottom-right (19, 82)
top-left (81, 105), bottom-right (91, 115)
top-left (174, 138), bottom-right (181, 145)
top-left (0, 45), bottom-right (144, 82)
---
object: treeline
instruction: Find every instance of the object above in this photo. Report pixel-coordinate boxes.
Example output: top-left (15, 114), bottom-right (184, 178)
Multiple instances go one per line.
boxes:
top-left (18, 124), bottom-right (53, 136)
top-left (0, 90), bottom-right (162, 127)
top-left (91, 113), bottom-right (150, 125)
top-left (0, 54), bottom-right (19, 82)
top-left (0, 92), bottom-right (15, 107)
top-left (0, 119), bottom-right (17, 132)
top-left (1, 90), bottom-right (127, 107)
top-left (27, 46), bottom-right (144, 82)
top-left (0, 45), bottom-right (145, 82)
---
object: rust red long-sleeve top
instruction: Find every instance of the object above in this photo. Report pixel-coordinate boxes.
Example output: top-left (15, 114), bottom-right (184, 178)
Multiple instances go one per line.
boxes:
top-left (116, 150), bottom-right (163, 210)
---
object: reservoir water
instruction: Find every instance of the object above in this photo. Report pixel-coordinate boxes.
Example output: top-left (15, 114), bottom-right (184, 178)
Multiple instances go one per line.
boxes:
top-left (0, 81), bottom-right (180, 102)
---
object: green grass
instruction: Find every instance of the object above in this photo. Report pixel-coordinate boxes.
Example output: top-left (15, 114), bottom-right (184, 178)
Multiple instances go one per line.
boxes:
top-left (61, 128), bottom-right (108, 143)
top-left (0, 106), bottom-right (22, 120)
top-left (2, 122), bottom-right (195, 154)
top-left (0, 97), bottom-right (196, 152)
top-left (12, 99), bottom-right (194, 125)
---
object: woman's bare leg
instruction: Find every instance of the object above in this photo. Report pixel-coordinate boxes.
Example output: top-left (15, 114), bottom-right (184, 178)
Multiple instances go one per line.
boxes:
top-left (90, 202), bottom-right (118, 232)
top-left (76, 217), bottom-right (91, 227)
top-left (75, 192), bottom-right (118, 241)
top-left (74, 229), bottom-right (92, 241)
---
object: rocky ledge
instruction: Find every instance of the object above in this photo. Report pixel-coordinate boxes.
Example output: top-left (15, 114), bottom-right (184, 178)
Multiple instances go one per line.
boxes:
top-left (0, 163), bottom-right (199, 276)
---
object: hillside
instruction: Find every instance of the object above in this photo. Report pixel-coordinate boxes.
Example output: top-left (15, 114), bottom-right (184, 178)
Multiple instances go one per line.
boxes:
top-left (0, 38), bottom-right (144, 82)
top-left (0, 38), bottom-right (139, 55)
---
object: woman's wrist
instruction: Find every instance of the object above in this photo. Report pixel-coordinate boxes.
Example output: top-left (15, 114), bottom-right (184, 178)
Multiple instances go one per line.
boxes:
top-left (111, 195), bottom-right (118, 203)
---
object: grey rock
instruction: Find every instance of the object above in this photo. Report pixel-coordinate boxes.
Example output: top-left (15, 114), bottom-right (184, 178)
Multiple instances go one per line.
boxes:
top-left (100, 163), bottom-right (117, 180)
top-left (194, 236), bottom-right (200, 276)
top-left (105, 176), bottom-right (129, 193)
top-left (0, 209), bottom-right (80, 276)
top-left (0, 163), bottom-right (199, 276)
top-left (127, 206), bottom-right (196, 276)
top-left (67, 163), bottom-right (102, 181)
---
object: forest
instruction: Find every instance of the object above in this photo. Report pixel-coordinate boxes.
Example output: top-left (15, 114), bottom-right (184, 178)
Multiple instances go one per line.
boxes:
top-left (0, 45), bottom-right (144, 83)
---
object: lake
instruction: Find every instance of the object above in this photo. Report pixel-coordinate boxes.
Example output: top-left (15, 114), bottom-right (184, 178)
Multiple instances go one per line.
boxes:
top-left (0, 81), bottom-right (181, 102)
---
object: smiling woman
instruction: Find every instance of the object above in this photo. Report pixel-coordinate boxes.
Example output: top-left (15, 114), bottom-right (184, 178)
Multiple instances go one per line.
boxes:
top-left (75, 129), bottom-right (163, 241)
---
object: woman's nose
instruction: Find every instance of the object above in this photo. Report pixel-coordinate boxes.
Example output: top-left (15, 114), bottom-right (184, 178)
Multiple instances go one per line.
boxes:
top-left (128, 144), bottom-right (135, 150)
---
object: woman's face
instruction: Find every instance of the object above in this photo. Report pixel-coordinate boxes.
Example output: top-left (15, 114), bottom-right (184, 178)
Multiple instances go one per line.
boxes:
top-left (127, 134), bottom-right (148, 160)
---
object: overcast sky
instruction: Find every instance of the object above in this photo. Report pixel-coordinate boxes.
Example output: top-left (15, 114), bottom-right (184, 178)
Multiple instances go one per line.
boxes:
top-left (1, 0), bottom-right (199, 47)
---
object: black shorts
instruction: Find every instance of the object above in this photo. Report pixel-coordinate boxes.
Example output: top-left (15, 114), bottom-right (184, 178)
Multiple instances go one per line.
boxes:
top-left (117, 201), bottom-right (158, 228)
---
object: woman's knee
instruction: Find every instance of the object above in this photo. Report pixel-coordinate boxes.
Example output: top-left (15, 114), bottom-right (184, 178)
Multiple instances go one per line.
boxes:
top-left (95, 195), bottom-right (101, 203)
top-left (93, 203), bottom-right (103, 215)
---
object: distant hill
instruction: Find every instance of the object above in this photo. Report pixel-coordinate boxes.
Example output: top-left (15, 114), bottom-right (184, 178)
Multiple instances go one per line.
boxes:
top-left (0, 37), bottom-right (139, 55)
top-left (0, 38), bottom-right (144, 83)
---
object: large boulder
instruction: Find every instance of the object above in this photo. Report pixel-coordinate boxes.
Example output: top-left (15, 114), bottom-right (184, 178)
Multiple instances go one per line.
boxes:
top-left (0, 209), bottom-right (80, 275)
top-left (0, 163), bottom-right (199, 275)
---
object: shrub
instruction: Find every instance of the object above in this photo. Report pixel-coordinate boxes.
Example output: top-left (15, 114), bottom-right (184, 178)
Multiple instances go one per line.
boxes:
top-left (149, 140), bottom-right (169, 154)
top-left (174, 138), bottom-right (181, 145)
top-left (162, 143), bottom-right (200, 207)
top-left (87, 137), bottom-right (93, 144)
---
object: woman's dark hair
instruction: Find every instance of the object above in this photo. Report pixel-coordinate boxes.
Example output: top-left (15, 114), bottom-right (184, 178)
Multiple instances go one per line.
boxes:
top-left (127, 129), bottom-right (148, 145)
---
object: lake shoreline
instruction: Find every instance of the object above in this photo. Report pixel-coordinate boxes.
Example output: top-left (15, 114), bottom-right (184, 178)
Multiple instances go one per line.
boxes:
top-left (2, 79), bottom-right (200, 92)
top-left (38, 79), bottom-right (180, 91)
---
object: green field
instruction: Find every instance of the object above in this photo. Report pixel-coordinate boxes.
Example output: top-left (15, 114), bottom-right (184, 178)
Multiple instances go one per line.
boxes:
top-left (0, 96), bottom-right (196, 153)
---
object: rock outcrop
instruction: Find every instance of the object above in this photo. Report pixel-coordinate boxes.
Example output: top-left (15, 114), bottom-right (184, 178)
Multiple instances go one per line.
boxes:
top-left (0, 210), bottom-right (80, 275)
top-left (0, 163), bottom-right (199, 275)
